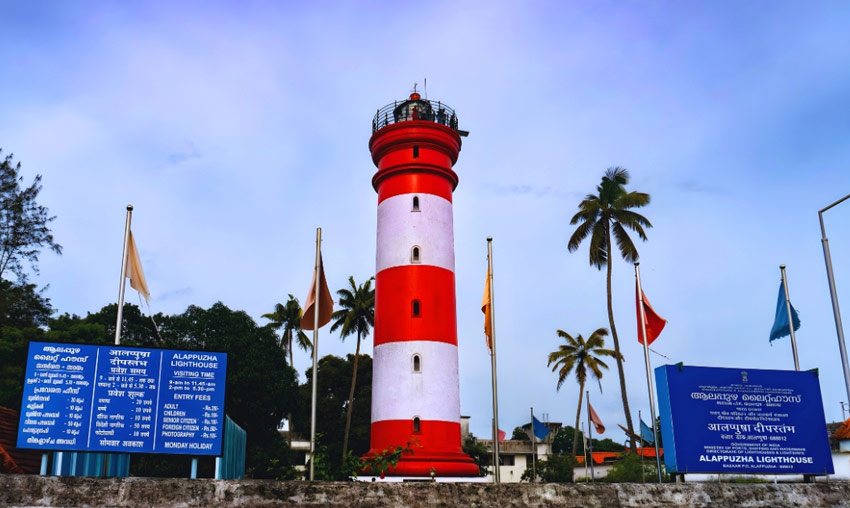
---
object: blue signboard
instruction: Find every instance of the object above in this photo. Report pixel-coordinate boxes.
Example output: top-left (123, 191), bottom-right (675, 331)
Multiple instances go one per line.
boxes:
top-left (17, 342), bottom-right (227, 456)
top-left (656, 364), bottom-right (833, 475)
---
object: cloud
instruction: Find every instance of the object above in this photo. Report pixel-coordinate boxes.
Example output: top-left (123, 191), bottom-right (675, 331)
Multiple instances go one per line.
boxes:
top-left (167, 141), bottom-right (202, 166)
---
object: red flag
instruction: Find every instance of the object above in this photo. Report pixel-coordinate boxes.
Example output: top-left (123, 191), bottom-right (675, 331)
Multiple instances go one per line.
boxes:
top-left (588, 402), bottom-right (605, 434)
top-left (636, 282), bottom-right (667, 346)
top-left (498, 429), bottom-right (506, 442)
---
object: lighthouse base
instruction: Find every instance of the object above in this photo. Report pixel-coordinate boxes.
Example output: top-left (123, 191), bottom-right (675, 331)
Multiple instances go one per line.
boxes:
top-left (365, 420), bottom-right (480, 477)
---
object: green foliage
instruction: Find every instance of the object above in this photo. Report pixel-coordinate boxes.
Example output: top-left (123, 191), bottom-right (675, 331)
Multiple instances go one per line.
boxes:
top-left (462, 433), bottom-right (491, 477)
top-left (521, 454), bottom-right (576, 483)
top-left (567, 167), bottom-right (652, 452)
top-left (291, 354), bottom-right (373, 480)
top-left (0, 150), bottom-right (62, 281)
top-left (126, 302), bottom-right (299, 478)
top-left (329, 276), bottom-right (375, 459)
top-left (603, 452), bottom-right (666, 483)
top-left (548, 327), bottom-right (618, 455)
top-left (80, 303), bottom-right (160, 347)
top-left (511, 426), bottom-right (530, 441)
top-left (262, 294), bottom-right (311, 370)
top-left (359, 440), bottom-right (417, 479)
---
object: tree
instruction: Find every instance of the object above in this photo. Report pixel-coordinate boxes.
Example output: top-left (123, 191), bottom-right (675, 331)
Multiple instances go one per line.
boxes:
top-left (329, 276), bottom-right (375, 460)
top-left (262, 295), bottom-right (311, 374)
top-left (155, 302), bottom-right (300, 478)
top-left (548, 328), bottom-right (619, 456)
top-left (0, 150), bottom-right (62, 281)
top-left (521, 454), bottom-right (575, 483)
top-left (511, 426), bottom-right (530, 441)
top-left (462, 433), bottom-right (491, 477)
top-left (291, 354), bottom-right (374, 479)
top-left (567, 167), bottom-right (652, 451)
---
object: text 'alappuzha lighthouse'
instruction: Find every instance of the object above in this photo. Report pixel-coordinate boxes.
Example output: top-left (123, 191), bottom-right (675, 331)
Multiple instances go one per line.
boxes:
top-left (367, 91), bottom-right (479, 477)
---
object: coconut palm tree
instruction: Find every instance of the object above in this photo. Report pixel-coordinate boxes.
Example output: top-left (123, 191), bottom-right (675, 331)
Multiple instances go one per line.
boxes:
top-left (262, 295), bottom-right (311, 371)
top-left (330, 276), bottom-right (375, 459)
top-left (568, 167), bottom-right (651, 452)
top-left (547, 327), bottom-right (620, 456)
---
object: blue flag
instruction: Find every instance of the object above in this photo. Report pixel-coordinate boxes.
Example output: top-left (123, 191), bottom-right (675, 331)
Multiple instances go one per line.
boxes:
top-left (532, 416), bottom-right (550, 440)
top-left (769, 280), bottom-right (801, 343)
top-left (640, 419), bottom-right (655, 444)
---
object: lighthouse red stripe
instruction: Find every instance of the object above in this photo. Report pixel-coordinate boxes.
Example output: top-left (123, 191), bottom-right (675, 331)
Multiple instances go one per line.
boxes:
top-left (376, 171), bottom-right (454, 204)
top-left (374, 265), bottom-right (457, 347)
top-left (369, 420), bottom-right (465, 455)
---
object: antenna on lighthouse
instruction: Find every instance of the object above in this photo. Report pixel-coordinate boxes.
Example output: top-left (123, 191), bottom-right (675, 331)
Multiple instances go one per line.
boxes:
top-left (424, 78), bottom-right (427, 99)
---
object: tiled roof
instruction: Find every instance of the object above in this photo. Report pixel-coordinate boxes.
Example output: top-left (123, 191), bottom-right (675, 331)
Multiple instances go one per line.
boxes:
top-left (575, 447), bottom-right (663, 465)
top-left (0, 406), bottom-right (42, 474)
top-left (832, 418), bottom-right (850, 440)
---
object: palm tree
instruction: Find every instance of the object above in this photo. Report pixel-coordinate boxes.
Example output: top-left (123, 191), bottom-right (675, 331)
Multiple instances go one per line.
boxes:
top-left (547, 328), bottom-right (620, 456)
top-left (330, 276), bottom-right (375, 459)
top-left (262, 295), bottom-right (312, 371)
top-left (568, 167), bottom-right (651, 452)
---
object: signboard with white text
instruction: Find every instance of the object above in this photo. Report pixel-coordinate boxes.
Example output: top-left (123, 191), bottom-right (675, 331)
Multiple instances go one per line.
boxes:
top-left (16, 342), bottom-right (227, 455)
top-left (656, 364), bottom-right (833, 475)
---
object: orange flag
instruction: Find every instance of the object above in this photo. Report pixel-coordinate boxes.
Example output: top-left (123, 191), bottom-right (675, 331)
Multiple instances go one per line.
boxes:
top-left (301, 254), bottom-right (333, 330)
top-left (481, 265), bottom-right (492, 352)
top-left (126, 231), bottom-right (150, 302)
top-left (588, 402), bottom-right (605, 434)
top-left (636, 282), bottom-right (667, 346)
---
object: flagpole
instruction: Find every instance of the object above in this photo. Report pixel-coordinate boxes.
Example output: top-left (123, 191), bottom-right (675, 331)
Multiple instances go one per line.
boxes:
top-left (486, 237), bottom-right (501, 484)
top-left (309, 227), bottom-right (322, 481)
top-left (586, 391), bottom-right (594, 481)
top-left (114, 205), bottom-right (133, 345)
top-left (780, 265), bottom-right (800, 371)
top-left (530, 407), bottom-right (536, 483)
top-left (581, 422), bottom-right (588, 482)
top-left (635, 263), bottom-right (663, 483)
top-left (819, 194), bottom-right (850, 404)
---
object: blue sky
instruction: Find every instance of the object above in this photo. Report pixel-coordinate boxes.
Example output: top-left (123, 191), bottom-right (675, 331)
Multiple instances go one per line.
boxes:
top-left (3, 1), bottom-right (850, 441)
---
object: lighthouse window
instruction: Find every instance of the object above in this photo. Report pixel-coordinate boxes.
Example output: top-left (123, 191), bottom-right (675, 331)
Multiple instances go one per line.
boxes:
top-left (413, 145), bottom-right (419, 158)
top-left (413, 417), bottom-right (421, 433)
top-left (413, 354), bottom-right (421, 372)
top-left (411, 246), bottom-right (421, 263)
top-left (412, 196), bottom-right (420, 211)
top-left (412, 300), bottom-right (421, 317)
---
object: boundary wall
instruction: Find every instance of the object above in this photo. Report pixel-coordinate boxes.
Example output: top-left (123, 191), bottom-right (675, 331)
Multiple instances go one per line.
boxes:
top-left (4, 476), bottom-right (850, 507)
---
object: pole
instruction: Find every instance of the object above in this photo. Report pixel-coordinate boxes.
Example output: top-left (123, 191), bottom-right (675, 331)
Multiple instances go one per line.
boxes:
top-left (581, 422), bottom-right (588, 482)
top-left (639, 409), bottom-right (645, 483)
top-left (309, 228), bottom-right (322, 481)
top-left (780, 265), bottom-right (800, 371)
top-left (635, 263), bottom-right (663, 482)
top-left (190, 457), bottom-right (198, 479)
top-left (819, 193), bottom-right (850, 404)
top-left (40, 453), bottom-right (48, 475)
top-left (487, 237), bottom-right (501, 484)
top-left (530, 407), bottom-right (536, 483)
top-left (587, 391), bottom-right (595, 481)
top-left (114, 205), bottom-right (133, 345)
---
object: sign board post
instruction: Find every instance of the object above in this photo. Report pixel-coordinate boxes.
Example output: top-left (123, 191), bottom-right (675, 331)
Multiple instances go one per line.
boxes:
top-left (656, 364), bottom-right (833, 476)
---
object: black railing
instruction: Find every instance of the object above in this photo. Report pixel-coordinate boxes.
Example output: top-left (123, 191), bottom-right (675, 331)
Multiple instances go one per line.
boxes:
top-left (372, 99), bottom-right (459, 133)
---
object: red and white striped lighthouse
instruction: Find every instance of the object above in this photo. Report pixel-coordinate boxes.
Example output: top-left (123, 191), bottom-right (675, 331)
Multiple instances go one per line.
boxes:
top-left (366, 92), bottom-right (478, 477)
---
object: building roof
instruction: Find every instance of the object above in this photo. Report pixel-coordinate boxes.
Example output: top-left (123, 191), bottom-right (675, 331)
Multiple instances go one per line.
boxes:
top-left (0, 406), bottom-right (42, 474)
top-left (575, 447), bottom-right (663, 465)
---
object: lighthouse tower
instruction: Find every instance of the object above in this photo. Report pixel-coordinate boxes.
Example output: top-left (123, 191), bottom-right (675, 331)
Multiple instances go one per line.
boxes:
top-left (366, 92), bottom-right (478, 477)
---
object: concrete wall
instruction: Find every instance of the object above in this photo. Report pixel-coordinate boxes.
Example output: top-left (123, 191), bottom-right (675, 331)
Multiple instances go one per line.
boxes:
top-left (4, 475), bottom-right (850, 508)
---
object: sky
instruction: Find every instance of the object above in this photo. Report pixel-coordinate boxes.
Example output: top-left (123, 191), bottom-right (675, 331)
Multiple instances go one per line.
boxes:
top-left (2, 1), bottom-right (850, 442)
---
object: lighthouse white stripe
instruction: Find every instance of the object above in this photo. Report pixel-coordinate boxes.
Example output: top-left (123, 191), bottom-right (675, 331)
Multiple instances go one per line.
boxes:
top-left (376, 193), bottom-right (455, 273)
top-left (371, 340), bottom-right (460, 423)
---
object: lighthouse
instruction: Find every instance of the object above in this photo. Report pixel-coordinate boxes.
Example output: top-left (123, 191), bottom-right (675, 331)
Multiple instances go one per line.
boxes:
top-left (366, 91), bottom-right (479, 477)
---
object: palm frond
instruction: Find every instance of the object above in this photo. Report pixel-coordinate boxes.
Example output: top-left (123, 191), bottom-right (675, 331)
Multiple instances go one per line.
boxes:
top-left (614, 191), bottom-right (650, 210)
top-left (611, 222), bottom-right (640, 263)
